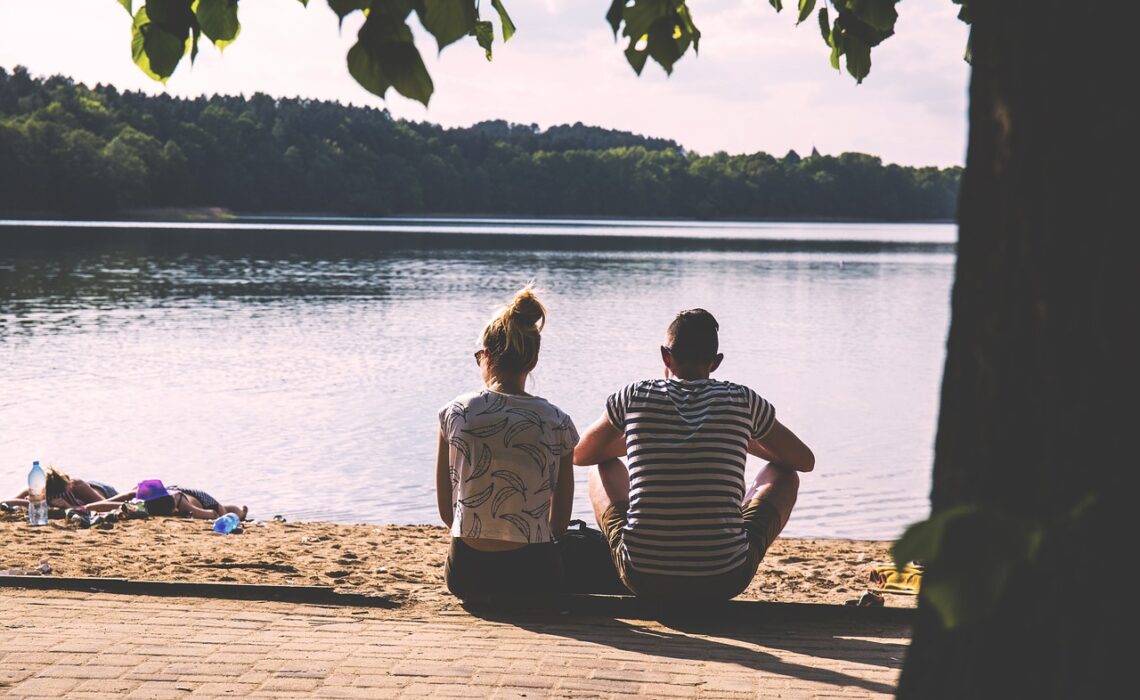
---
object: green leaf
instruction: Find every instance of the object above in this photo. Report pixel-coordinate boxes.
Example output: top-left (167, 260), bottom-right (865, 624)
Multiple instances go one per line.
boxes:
top-left (491, 0), bottom-right (515, 42)
top-left (835, 6), bottom-right (894, 48)
top-left (844, 0), bottom-right (898, 33)
top-left (796, 0), bottom-right (815, 26)
top-left (844, 34), bottom-right (870, 83)
top-left (417, 0), bottom-right (477, 51)
top-left (954, 0), bottom-right (972, 24)
top-left (817, 6), bottom-right (829, 42)
top-left (893, 506), bottom-right (1044, 630)
top-left (347, 7), bottom-right (433, 105)
top-left (118, 0), bottom-right (134, 13)
top-left (828, 19), bottom-right (843, 70)
top-left (615, 0), bottom-right (701, 76)
top-left (645, 16), bottom-right (683, 75)
top-left (146, 0), bottom-right (195, 30)
top-left (768, 0), bottom-right (783, 11)
top-left (131, 6), bottom-right (190, 82)
top-left (194, 0), bottom-right (241, 47)
top-left (605, 0), bottom-right (623, 37)
top-left (190, 23), bottom-right (201, 63)
top-left (327, 0), bottom-right (371, 25)
top-left (296, 0), bottom-right (308, 5)
top-left (472, 20), bottom-right (494, 60)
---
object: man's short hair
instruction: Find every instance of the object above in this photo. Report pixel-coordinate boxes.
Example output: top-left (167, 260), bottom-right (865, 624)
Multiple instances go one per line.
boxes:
top-left (665, 309), bottom-right (720, 364)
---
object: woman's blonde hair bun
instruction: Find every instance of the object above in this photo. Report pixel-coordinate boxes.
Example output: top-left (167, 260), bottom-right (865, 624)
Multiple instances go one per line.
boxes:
top-left (480, 284), bottom-right (547, 373)
top-left (506, 286), bottom-right (546, 330)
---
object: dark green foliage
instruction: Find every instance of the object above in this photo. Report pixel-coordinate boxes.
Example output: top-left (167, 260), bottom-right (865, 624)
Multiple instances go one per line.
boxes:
top-left (120, 1), bottom-right (517, 106)
top-left (0, 67), bottom-right (960, 218)
top-left (116, 2), bottom-right (950, 103)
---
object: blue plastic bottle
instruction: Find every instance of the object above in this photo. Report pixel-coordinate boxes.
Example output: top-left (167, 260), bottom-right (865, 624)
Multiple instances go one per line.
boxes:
top-left (27, 461), bottom-right (48, 526)
top-left (212, 512), bottom-right (240, 534)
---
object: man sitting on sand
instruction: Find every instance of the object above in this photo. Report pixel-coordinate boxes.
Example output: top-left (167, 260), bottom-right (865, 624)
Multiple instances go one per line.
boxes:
top-left (573, 309), bottom-right (814, 600)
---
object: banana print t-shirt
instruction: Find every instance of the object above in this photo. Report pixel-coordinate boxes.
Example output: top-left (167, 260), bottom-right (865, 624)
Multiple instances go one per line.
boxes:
top-left (439, 389), bottom-right (579, 544)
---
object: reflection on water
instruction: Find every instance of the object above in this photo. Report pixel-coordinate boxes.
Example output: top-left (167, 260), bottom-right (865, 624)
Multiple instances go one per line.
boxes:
top-left (0, 219), bottom-right (954, 539)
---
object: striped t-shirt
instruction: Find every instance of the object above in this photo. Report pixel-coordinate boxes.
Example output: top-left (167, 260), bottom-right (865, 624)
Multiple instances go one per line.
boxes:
top-left (606, 378), bottom-right (776, 577)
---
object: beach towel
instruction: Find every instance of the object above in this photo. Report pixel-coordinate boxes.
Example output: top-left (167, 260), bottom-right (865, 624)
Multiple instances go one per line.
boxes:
top-left (870, 563), bottom-right (923, 595)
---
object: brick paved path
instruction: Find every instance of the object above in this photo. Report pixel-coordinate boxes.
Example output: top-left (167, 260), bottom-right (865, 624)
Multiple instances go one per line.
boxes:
top-left (0, 590), bottom-right (908, 698)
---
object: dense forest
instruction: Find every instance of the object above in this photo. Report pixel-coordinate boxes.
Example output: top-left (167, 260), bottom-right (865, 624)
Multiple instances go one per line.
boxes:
top-left (0, 67), bottom-right (960, 220)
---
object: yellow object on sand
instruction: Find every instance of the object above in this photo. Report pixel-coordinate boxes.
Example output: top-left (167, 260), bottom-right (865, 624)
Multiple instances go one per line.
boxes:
top-left (870, 563), bottom-right (923, 595)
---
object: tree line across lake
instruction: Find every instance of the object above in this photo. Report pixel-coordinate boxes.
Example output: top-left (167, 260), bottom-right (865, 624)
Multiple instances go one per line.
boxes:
top-left (0, 66), bottom-right (960, 220)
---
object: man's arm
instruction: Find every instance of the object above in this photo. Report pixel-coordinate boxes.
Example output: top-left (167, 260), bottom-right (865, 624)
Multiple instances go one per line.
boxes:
top-left (748, 419), bottom-right (815, 472)
top-left (573, 414), bottom-right (626, 466)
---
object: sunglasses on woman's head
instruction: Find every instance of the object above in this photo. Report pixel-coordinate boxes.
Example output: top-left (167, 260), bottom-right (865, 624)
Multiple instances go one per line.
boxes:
top-left (473, 349), bottom-right (485, 365)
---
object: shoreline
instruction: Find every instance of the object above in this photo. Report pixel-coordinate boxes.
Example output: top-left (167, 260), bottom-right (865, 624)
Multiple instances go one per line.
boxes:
top-left (0, 515), bottom-right (915, 613)
top-left (0, 211), bottom-right (956, 225)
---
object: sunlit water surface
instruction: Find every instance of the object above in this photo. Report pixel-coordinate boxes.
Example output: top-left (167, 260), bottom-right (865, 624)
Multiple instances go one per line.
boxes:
top-left (0, 218), bottom-right (954, 539)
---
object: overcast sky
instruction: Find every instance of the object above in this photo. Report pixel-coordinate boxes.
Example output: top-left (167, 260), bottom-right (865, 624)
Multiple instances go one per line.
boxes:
top-left (0, 0), bottom-right (970, 166)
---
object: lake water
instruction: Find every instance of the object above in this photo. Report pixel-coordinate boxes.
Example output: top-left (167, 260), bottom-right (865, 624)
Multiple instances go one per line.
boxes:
top-left (0, 218), bottom-right (954, 539)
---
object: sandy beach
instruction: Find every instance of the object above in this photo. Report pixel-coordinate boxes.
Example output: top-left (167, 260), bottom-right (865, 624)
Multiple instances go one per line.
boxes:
top-left (0, 512), bottom-right (915, 613)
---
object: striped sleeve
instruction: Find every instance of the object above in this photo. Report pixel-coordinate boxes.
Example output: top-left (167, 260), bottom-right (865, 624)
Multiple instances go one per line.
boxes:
top-left (747, 388), bottom-right (776, 440)
top-left (605, 384), bottom-right (635, 431)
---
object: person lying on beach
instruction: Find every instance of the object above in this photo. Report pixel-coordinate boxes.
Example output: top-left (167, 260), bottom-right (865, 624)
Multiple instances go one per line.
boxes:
top-left (2, 466), bottom-right (118, 510)
top-left (573, 308), bottom-right (815, 601)
top-left (85, 479), bottom-right (247, 520)
top-left (436, 286), bottom-right (578, 599)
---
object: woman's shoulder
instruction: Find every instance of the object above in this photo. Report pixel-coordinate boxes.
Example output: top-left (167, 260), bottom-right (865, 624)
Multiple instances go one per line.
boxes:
top-left (512, 394), bottom-right (571, 421)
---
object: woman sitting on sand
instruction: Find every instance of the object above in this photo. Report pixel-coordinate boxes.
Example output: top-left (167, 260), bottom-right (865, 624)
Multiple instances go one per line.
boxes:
top-left (436, 285), bottom-right (578, 599)
top-left (86, 480), bottom-right (247, 520)
top-left (2, 466), bottom-right (118, 510)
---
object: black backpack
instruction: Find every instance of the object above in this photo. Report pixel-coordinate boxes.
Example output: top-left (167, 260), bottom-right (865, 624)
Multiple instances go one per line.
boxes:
top-left (556, 520), bottom-right (629, 595)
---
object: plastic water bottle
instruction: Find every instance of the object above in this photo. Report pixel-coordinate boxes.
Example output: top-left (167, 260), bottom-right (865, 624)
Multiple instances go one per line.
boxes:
top-left (27, 461), bottom-right (48, 526)
top-left (212, 512), bottom-right (240, 534)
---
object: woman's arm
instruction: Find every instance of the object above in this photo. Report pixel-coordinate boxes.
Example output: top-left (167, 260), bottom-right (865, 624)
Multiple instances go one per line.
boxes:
top-left (748, 420), bottom-right (815, 472)
top-left (84, 491), bottom-right (137, 512)
top-left (548, 453), bottom-right (575, 537)
top-left (435, 430), bottom-right (454, 528)
top-left (573, 414), bottom-right (626, 466)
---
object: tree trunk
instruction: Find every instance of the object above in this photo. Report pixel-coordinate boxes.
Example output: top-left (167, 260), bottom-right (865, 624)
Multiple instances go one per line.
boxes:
top-left (898, 2), bottom-right (1132, 697)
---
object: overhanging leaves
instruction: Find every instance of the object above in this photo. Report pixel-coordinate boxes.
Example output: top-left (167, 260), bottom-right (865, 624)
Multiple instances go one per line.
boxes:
top-left (844, 0), bottom-right (897, 33)
top-left (796, 0), bottom-right (816, 26)
top-left (131, 4), bottom-right (193, 82)
top-left (491, 0), bottom-right (516, 42)
top-left (418, 0), bottom-right (478, 51)
top-left (472, 20), bottom-right (494, 60)
top-left (893, 506), bottom-right (1044, 630)
top-left (844, 34), bottom-right (870, 82)
top-left (194, 0), bottom-right (241, 49)
top-left (610, 0), bottom-right (701, 76)
top-left (327, 0), bottom-right (371, 26)
top-left (347, 6), bottom-right (433, 105)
